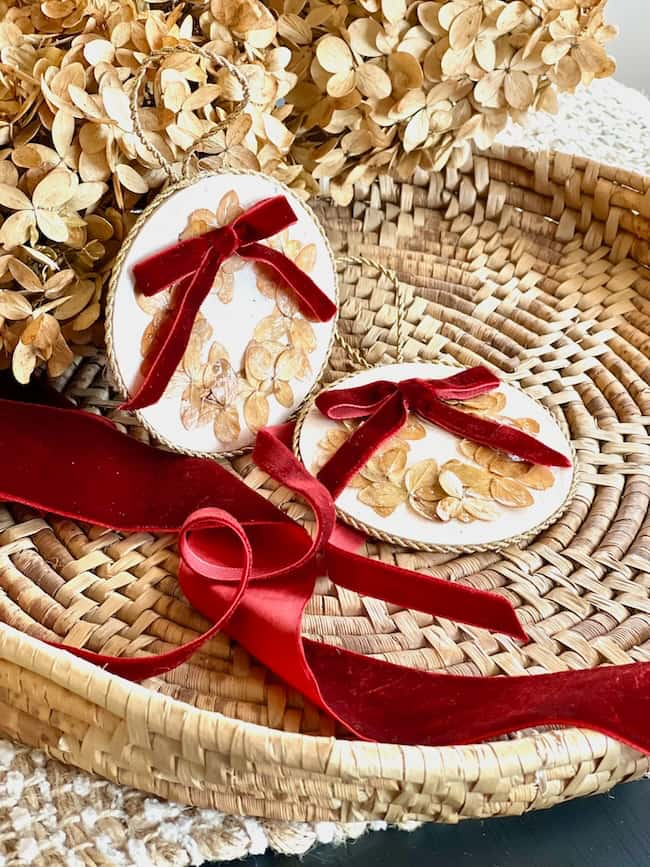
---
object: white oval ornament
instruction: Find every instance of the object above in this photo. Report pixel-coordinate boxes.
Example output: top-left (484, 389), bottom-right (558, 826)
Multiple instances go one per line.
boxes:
top-left (296, 362), bottom-right (576, 552)
top-left (107, 171), bottom-right (337, 455)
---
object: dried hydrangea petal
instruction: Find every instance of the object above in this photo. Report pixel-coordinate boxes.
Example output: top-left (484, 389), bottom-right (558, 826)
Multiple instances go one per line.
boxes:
top-left (462, 497), bottom-right (501, 522)
top-left (359, 481), bottom-right (407, 517)
top-left (214, 406), bottom-right (241, 443)
top-left (490, 477), bottom-right (534, 508)
top-left (405, 459), bottom-right (439, 493)
top-left (436, 496), bottom-right (462, 522)
top-left (439, 469), bottom-right (464, 499)
top-left (244, 391), bottom-right (270, 432)
top-left (520, 465), bottom-right (555, 491)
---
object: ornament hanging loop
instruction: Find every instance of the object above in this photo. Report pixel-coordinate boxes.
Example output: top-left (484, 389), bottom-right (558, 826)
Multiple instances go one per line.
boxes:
top-left (130, 44), bottom-right (250, 185)
top-left (335, 255), bottom-right (405, 370)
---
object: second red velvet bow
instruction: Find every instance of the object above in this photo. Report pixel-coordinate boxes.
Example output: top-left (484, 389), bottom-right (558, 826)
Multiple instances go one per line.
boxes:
top-left (316, 366), bottom-right (572, 497)
top-left (123, 195), bottom-right (337, 411)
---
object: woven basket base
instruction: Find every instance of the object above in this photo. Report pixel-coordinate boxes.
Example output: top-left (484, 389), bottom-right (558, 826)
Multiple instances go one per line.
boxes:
top-left (0, 143), bottom-right (649, 823)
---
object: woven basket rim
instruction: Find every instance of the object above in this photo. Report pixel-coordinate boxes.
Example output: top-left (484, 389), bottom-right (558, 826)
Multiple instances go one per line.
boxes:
top-left (1, 141), bottom-right (649, 822)
top-left (0, 622), bottom-right (616, 776)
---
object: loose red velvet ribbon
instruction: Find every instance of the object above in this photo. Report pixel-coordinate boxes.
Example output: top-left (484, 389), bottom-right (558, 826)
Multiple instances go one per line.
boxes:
top-left (123, 195), bottom-right (337, 411)
top-left (2, 397), bottom-right (650, 754)
top-left (316, 367), bottom-right (572, 497)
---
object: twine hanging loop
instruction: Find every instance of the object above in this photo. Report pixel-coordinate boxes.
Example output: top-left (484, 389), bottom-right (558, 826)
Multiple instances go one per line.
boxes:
top-left (130, 44), bottom-right (250, 185)
top-left (335, 255), bottom-right (405, 369)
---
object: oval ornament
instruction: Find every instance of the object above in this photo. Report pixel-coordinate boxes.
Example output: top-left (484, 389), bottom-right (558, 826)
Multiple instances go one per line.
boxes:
top-left (107, 171), bottom-right (338, 455)
top-left (296, 362), bottom-right (576, 551)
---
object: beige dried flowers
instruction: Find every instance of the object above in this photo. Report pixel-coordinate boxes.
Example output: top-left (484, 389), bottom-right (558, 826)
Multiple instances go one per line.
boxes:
top-left (0, 0), bottom-right (616, 381)
top-left (150, 188), bottom-right (319, 444)
top-left (313, 390), bottom-right (556, 525)
top-left (288, 0), bottom-right (617, 203)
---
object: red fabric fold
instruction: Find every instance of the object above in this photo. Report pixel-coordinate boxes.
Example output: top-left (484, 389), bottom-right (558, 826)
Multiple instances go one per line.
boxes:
top-left (122, 195), bottom-right (337, 411)
top-left (324, 545), bottom-right (526, 639)
top-left (316, 368), bottom-right (572, 498)
top-left (1, 396), bottom-right (650, 755)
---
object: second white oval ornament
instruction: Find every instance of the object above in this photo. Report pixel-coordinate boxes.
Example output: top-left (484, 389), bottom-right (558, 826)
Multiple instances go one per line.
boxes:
top-left (296, 362), bottom-right (576, 552)
top-left (107, 171), bottom-right (338, 456)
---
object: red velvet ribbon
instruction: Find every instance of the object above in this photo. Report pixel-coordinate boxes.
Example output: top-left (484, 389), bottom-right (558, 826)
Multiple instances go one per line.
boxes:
top-left (316, 367), bottom-right (572, 497)
top-left (2, 397), bottom-right (650, 754)
top-left (123, 195), bottom-right (337, 411)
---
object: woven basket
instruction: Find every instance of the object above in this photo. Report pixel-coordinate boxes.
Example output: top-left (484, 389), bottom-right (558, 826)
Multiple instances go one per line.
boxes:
top-left (0, 142), bottom-right (649, 824)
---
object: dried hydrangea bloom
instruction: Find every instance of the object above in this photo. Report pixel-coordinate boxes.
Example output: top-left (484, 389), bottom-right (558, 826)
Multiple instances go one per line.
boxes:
top-left (0, 0), bottom-right (616, 379)
top-left (279, 0), bottom-right (617, 203)
top-left (313, 394), bottom-right (557, 524)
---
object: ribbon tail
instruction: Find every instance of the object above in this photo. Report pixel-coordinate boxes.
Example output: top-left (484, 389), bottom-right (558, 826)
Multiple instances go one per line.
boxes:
top-left (325, 543), bottom-right (526, 640)
top-left (303, 643), bottom-right (650, 752)
top-left (416, 397), bottom-right (572, 468)
top-left (240, 242), bottom-right (337, 321)
top-left (0, 398), bottom-right (281, 530)
top-left (317, 391), bottom-right (408, 498)
top-left (122, 248), bottom-right (221, 411)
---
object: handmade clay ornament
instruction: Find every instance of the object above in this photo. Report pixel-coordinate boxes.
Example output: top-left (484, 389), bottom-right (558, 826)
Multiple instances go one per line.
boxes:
top-left (296, 362), bottom-right (575, 551)
top-left (107, 171), bottom-right (338, 455)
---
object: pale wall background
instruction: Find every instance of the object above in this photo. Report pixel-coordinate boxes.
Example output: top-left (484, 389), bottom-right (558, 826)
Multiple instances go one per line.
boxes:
top-left (606, 0), bottom-right (650, 91)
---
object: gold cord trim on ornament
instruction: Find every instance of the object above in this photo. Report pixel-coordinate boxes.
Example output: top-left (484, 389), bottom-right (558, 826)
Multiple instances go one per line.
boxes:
top-left (106, 168), bottom-right (339, 460)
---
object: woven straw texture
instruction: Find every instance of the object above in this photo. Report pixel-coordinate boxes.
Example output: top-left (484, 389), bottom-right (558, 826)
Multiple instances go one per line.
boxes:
top-left (0, 80), bottom-right (649, 859)
top-left (0, 737), bottom-right (405, 867)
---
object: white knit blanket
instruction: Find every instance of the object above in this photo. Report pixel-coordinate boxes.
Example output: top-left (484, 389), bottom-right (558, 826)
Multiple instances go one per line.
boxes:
top-left (499, 78), bottom-right (650, 174)
top-left (0, 77), bottom-right (648, 867)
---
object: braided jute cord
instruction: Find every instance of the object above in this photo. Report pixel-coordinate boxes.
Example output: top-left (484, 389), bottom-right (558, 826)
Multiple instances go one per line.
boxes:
top-left (130, 44), bottom-right (250, 184)
top-left (336, 255), bottom-right (405, 368)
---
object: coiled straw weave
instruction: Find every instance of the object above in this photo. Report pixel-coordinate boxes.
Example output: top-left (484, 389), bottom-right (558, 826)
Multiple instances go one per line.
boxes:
top-left (0, 139), bottom-right (649, 825)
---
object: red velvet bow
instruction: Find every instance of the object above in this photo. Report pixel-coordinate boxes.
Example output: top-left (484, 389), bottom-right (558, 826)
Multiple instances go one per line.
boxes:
top-left (123, 195), bottom-right (337, 411)
top-left (2, 395), bottom-right (650, 754)
top-left (316, 366), bottom-right (572, 497)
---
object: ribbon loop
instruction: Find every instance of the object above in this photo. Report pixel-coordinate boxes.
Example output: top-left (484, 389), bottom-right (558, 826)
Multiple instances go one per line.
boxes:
top-left (233, 195), bottom-right (297, 245)
top-left (123, 195), bottom-right (336, 411)
top-left (4, 393), bottom-right (650, 755)
top-left (179, 507), bottom-right (252, 584)
top-left (315, 380), bottom-right (397, 419)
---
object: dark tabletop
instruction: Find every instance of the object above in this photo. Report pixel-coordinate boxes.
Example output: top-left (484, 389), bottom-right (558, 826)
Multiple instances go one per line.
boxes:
top-left (209, 779), bottom-right (650, 867)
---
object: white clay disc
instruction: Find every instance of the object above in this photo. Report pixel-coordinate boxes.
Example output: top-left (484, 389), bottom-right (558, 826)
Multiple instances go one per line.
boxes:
top-left (108, 171), bottom-right (337, 455)
top-left (296, 362), bottom-right (575, 551)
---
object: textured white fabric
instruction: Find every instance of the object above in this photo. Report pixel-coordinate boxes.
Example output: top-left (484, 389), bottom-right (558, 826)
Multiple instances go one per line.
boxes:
top-left (0, 739), bottom-right (410, 866)
top-left (499, 78), bottom-right (650, 175)
top-left (0, 77), bottom-right (648, 867)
